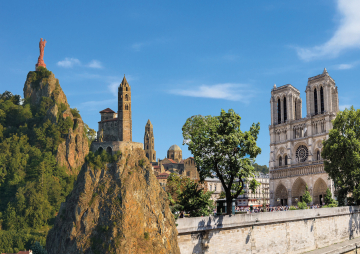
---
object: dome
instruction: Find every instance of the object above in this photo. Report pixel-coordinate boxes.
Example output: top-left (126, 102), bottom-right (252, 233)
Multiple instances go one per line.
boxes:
top-left (168, 144), bottom-right (182, 151)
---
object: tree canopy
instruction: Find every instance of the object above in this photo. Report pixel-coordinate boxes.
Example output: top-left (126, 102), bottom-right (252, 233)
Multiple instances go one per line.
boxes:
top-left (166, 173), bottom-right (214, 218)
top-left (322, 106), bottom-right (360, 205)
top-left (182, 109), bottom-right (261, 214)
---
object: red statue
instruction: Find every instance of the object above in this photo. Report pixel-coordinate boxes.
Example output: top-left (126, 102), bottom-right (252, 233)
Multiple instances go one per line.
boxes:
top-left (35, 38), bottom-right (47, 70)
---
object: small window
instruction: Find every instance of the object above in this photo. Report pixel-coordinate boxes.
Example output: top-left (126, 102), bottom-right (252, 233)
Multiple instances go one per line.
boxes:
top-left (279, 156), bottom-right (282, 166)
top-left (284, 155), bottom-right (288, 165)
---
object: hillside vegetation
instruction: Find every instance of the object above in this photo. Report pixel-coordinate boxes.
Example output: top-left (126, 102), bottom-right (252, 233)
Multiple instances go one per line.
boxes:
top-left (0, 68), bottom-right (92, 252)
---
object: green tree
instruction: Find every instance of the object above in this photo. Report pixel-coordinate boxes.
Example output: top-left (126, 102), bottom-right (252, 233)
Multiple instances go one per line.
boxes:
top-left (219, 191), bottom-right (226, 199)
top-left (322, 106), bottom-right (360, 205)
top-left (302, 185), bottom-right (312, 205)
top-left (324, 188), bottom-right (336, 206)
top-left (182, 109), bottom-right (261, 214)
top-left (177, 180), bottom-right (214, 217)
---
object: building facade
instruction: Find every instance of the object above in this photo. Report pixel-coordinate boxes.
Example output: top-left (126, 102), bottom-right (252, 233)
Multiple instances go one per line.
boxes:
top-left (237, 173), bottom-right (270, 208)
top-left (269, 69), bottom-right (339, 206)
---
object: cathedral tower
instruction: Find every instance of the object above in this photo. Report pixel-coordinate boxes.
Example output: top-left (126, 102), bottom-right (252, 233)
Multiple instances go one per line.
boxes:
top-left (118, 75), bottom-right (132, 141)
top-left (144, 119), bottom-right (156, 162)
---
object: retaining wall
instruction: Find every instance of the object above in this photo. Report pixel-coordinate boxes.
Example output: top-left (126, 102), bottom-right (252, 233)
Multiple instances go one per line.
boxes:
top-left (177, 206), bottom-right (360, 254)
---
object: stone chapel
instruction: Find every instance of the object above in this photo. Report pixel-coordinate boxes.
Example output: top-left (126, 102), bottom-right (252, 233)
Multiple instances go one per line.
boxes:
top-left (91, 75), bottom-right (142, 154)
top-left (269, 68), bottom-right (339, 206)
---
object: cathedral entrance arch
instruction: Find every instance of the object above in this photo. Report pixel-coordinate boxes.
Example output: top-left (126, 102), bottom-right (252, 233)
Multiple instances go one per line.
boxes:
top-left (275, 183), bottom-right (288, 206)
top-left (292, 177), bottom-right (307, 204)
top-left (313, 178), bottom-right (327, 205)
top-left (106, 146), bottom-right (112, 155)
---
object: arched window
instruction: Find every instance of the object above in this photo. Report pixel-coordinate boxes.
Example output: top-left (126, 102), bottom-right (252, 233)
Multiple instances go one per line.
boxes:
top-left (147, 145), bottom-right (149, 149)
top-left (126, 87), bottom-right (128, 91)
top-left (283, 97), bottom-right (287, 122)
top-left (146, 153), bottom-right (149, 159)
top-left (294, 100), bottom-right (297, 120)
top-left (284, 155), bottom-right (288, 165)
top-left (314, 88), bottom-right (318, 115)
top-left (317, 151), bottom-right (320, 161)
top-left (320, 87), bottom-right (324, 114)
top-left (125, 104), bottom-right (129, 110)
top-left (277, 99), bottom-right (281, 124)
top-left (125, 94), bottom-right (129, 101)
top-left (279, 156), bottom-right (282, 166)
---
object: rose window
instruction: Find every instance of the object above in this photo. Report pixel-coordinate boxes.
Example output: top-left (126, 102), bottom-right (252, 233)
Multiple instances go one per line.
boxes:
top-left (296, 145), bottom-right (308, 162)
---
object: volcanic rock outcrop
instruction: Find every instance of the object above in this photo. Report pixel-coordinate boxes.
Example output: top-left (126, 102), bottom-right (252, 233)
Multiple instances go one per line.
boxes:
top-left (46, 148), bottom-right (180, 253)
top-left (23, 69), bottom-right (89, 172)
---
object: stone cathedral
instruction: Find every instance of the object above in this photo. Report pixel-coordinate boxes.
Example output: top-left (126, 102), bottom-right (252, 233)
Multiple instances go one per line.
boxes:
top-left (269, 68), bottom-right (339, 206)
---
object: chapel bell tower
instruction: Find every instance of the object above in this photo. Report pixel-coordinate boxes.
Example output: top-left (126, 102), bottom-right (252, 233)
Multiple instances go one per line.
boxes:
top-left (118, 75), bottom-right (132, 141)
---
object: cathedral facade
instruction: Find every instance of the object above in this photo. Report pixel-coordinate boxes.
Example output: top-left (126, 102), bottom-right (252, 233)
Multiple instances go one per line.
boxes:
top-left (269, 69), bottom-right (339, 206)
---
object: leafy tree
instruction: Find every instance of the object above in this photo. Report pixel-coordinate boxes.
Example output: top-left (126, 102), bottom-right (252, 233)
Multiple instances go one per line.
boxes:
top-left (297, 202), bottom-right (307, 209)
top-left (84, 123), bottom-right (97, 147)
top-left (322, 106), bottom-right (360, 205)
top-left (302, 185), bottom-right (312, 205)
top-left (324, 188), bottom-right (337, 206)
top-left (166, 173), bottom-right (214, 217)
top-left (182, 109), bottom-right (261, 214)
top-left (177, 180), bottom-right (214, 217)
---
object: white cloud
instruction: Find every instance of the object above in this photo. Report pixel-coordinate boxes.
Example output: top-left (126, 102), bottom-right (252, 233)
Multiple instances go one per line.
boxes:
top-left (57, 58), bottom-right (81, 68)
top-left (334, 63), bottom-right (355, 70)
top-left (108, 81), bottom-right (121, 96)
top-left (57, 58), bottom-right (103, 69)
top-left (169, 83), bottom-right (256, 102)
top-left (297, 0), bottom-right (360, 61)
top-left (87, 60), bottom-right (103, 69)
top-left (339, 104), bottom-right (352, 110)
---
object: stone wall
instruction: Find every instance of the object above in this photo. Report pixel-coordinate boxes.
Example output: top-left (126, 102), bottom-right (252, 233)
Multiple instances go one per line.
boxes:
top-left (177, 206), bottom-right (360, 254)
top-left (91, 141), bottom-right (143, 155)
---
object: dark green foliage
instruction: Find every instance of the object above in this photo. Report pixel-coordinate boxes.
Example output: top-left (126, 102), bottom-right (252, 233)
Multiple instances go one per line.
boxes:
top-left (85, 150), bottom-right (121, 170)
top-left (219, 191), bottom-right (226, 199)
top-left (31, 241), bottom-right (47, 254)
top-left (0, 91), bottom-right (90, 252)
top-left (322, 106), bottom-right (360, 205)
top-left (0, 230), bottom-right (47, 253)
top-left (252, 163), bottom-right (269, 174)
top-left (324, 188), bottom-right (337, 206)
top-left (144, 232), bottom-right (149, 240)
top-left (28, 67), bottom-right (52, 89)
top-left (166, 174), bottom-right (214, 217)
top-left (70, 108), bottom-right (80, 118)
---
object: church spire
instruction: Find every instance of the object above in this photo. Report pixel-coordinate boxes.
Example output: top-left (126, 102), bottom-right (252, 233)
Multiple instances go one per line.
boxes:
top-left (121, 74), bottom-right (129, 87)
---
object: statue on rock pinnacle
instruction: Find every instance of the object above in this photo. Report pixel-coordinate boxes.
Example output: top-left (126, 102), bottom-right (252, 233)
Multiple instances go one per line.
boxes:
top-left (36, 38), bottom-right (47, 70)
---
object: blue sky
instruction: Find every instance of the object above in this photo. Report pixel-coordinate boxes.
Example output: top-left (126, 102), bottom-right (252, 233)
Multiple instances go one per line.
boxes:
top-left (1, 0), bottom-right (360, 166)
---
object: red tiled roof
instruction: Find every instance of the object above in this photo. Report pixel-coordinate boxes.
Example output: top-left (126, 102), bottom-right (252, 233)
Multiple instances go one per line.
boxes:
top-left (18, 251), bottom-right (32, 254)
top-left (153, 166), bottom-right (160, 169)
top-left (98, 118), bottom-right (118, 123)
top-left (167, 159), bottom-right (176, 164)
top-left (99, 108), bottom-right (115, 113)
top-left (156, 173), bottom-right (169, 179)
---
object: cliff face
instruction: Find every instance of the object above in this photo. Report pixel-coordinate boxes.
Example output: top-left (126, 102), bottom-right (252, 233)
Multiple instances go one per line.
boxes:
top-left (46, 148), bottom-right (180, 254)
top-left (23, 70), bottom-right (89, 172)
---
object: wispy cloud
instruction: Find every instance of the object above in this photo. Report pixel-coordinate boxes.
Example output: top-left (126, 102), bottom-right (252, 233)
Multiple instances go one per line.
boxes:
top-left (333, 63), bottom-right (355, 70)
top-left (339, 104), bottom-right (352, 110)
top-left (296, 0), bottom-right (360, 61)
top-left (87, 60), bottom-right (103, 69)
top-left (131, 38), bottom-right (169, 52)
top-left (57, 58), bottom-right (81, 68)
top-left (78, 98), bottom-right (117, 111)
top-left (57, 58), bottom-right (103, 69)
top-left (169, 83), bottom-right (256, 102)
